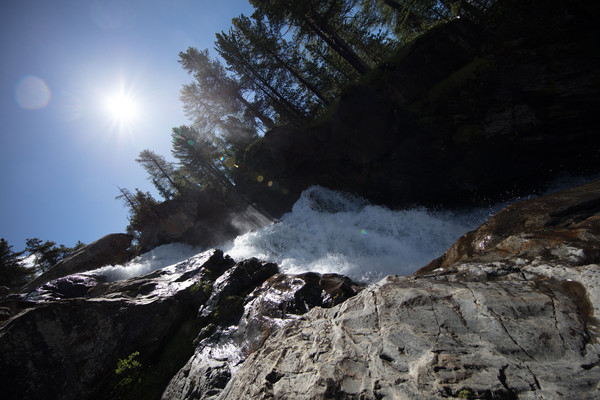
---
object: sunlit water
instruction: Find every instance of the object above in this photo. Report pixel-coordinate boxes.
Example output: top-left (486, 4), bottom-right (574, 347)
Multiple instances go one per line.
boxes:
top-left (90, 175), bottom-right (597, 284)
top-left (221, 186), bottom-right (498, 283)
top-left (92, 242), bottom-right (206, 282)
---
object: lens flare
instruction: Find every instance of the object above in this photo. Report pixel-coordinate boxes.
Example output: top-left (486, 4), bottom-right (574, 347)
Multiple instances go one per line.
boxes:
top-left (15, 75), bottom-right (51, 110)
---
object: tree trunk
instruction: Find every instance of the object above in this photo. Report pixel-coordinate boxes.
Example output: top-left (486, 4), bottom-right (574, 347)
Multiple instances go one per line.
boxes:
top-left (303, 15), bottom-right (371, 75)
top-left (272, 52), bottom-right (331, 105)
top-left (232, 90), bottom-right (276, 129)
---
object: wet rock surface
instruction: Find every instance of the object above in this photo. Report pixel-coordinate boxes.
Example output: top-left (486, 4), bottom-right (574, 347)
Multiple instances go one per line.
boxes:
top-left (1, 181), bottom-right (599, 399)
top-left (220, 180), bottom-right (600, 400)
top-left (0, 248), bottom-right (363, 400)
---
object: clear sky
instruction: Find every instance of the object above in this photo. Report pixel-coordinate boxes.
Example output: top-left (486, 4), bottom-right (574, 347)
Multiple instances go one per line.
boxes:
top-left (0, 0), bottom-right (254, 251)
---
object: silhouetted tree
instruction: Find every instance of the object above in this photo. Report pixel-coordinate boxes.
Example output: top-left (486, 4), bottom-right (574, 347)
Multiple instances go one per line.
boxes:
top-left (250, 0), bottom-right (373, 75)
top-left (136, 150), bottom-right (181, 200)
top-left (179, 48), bottom-right (275, 131)
top-left (24, 238), bottom-right (84, 273)
top-left (0, 238), bottom-right (35, 288)
top-left (116, 188), bottom-right (160, 237)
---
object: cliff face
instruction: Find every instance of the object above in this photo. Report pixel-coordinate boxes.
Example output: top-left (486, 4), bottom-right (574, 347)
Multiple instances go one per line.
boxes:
top-left (220, 180), bottom-right (600, 400)
top-left (238, 0), bottom-right (600, 216)
top-left (1, 180), bottom-right (599, 399)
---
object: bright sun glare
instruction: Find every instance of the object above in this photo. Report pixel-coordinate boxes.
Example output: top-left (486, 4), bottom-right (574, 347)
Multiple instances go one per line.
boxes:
top-left (105, 92), bottom-right (138, 124)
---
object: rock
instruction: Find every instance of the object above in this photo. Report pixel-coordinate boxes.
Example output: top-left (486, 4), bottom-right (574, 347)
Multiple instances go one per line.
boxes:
top-left (34, 274), bottom-right (106, 300)
top-left (20, 233), bottom-right (134, 294)
top-left (162, 272), bottom-right (364, 400)
top-left (238, 0), bottom-right (600, 216)
top-left (219, 180), bottom-right (600, 399)
top-left (0, 246), bottom-right (363, 400)
top-left (3, 179), bottom-right (600, 399)
top-left (418, 179), bottom-right (600, 274)
top-left (0, 250), bottom-right (233, 400)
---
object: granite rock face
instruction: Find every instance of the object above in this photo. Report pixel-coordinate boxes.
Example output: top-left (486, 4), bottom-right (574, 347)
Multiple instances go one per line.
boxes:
top-left (219, 181), bottom-right (600, 399)
top-left (162, 272), bottom-right (363, 400)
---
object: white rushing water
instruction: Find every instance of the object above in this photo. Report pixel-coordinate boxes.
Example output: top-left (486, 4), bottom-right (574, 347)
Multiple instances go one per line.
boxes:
top-left (87, 175), bottom-right (597, 284)
top-left (221, 186), bottom-right (498, 283)
top-left (92, 242), bottom-right (207, 282)
top-left (91, 186), bottom-right (496, 284)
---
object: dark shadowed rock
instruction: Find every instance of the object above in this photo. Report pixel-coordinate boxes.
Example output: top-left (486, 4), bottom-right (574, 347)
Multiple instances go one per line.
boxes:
top-left (20, 233), bottom-right (133, 294)
top-left (237, 0), bottom-right (600, 217)
top-left (0, 250), bottom-right (232, 400)
top-left (136, 189), bottom-right (273, 252)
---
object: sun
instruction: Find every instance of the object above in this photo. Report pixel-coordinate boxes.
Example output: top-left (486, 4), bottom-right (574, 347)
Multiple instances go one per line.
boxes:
top-left (105, 91), bottom-right (139, 124)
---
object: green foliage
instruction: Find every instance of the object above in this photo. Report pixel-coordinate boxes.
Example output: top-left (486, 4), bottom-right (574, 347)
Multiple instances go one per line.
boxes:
top-left (190, 281), bottom-right (213, 303)
top-left (456, 388), bottom-right (475, 399)
top-left (115, 351), bottom-right (142, 377)
top-left (116, 187), bottom-right (161, 239)
top-left (108, 351), bottom-right (145, 399)
top-left (0, 238), bottom-right (35, 288)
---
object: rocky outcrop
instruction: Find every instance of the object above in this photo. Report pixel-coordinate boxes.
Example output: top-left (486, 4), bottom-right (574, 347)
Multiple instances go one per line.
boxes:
top-left (162, 272), bottom-right (362, 400)
top-left (2, 180), bottom-right (599, 399)
top-left (238, 0), bottom-right (600, 216)
top-left (220, 180), bottom-right (600, 399)
top-left (419, 179), bottom-right (600, 274)
top-left (0, 249), bottom-right (362, 400)
top-left (19, 233), bottom-right (133, 294)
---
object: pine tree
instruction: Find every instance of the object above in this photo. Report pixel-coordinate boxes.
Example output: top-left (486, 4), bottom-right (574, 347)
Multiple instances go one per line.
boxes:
top-left (215, 28), bottom-right (310, 125)
top-left (135, 150), bottom-right (181, 200)
top-left (24, 238), bottom-right (83, 273)
top-left (233, 14), bottom-right (332, 109)
top-left (171, 125), bottom-right (237, 192)
top-left (179, 48), bottom-right (275, 131)
top-left (0, 238), bottom-right (35, 288)
top-left (116, 188), bottom-right (160, 237)
top-left (250, 0), bottom-right (373, 75)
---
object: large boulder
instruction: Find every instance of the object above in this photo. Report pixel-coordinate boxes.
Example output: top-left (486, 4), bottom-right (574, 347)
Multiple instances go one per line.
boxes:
top-left (20, 233), bottom-right (133, 294)
top-left (163, 272), bottom-right (363, 400)
top-left (219, 180), bottom-right (600, 399)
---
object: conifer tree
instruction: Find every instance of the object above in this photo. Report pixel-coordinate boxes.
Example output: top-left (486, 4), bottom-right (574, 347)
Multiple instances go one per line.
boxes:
top-left (250, 0), bottom-right (373, 75)
top-left (0, 238), bottom-right (35, 288)
top-left (135, 150), bottom-right (181, 200)
top-left (179, 48), bottom-right (275, 131)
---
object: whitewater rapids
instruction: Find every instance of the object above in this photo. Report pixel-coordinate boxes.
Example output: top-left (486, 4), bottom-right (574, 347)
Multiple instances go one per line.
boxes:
top-left (94, 186), bottom-right (500, 284)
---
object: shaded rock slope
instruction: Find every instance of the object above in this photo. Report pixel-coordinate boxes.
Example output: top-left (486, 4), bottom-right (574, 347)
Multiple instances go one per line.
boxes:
top-left (221, 180), bottom-right (600, 400)
top-left (238, 0), bottom-right (600, 217)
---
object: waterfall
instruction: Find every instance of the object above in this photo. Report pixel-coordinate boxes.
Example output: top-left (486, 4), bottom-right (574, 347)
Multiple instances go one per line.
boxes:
top-left (221, 186), bottom-right (497, 283)
top-left (92, 175), bottom-right (597, 284)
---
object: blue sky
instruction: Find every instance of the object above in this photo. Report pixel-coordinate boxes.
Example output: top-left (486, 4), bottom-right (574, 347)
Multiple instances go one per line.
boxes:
top-left (0, 0), bottom-right (254, 251)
